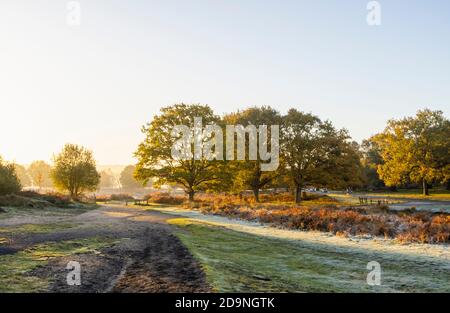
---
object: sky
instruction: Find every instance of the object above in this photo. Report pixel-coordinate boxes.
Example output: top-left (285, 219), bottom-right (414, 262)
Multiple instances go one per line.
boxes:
top-left (0, 0), bottom-right (449, 165)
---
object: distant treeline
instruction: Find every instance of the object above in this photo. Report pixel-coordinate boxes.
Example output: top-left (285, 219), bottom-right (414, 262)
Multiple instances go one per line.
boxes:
top-left (1, 105), bottom-right (449, 201)
top-left (133, 104), bottom-right (450, 202)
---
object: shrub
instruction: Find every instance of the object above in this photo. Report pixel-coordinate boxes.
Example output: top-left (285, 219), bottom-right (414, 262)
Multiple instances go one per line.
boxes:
top-left (16, 190), bottom-right (72, 207)
top-left (143, 191), bottom-right (185, 205)
top-left (259, 193), bottom-right (295, 203)
top-left (200, 200), bottom-right (450, 244)
top-left (40, 192), bottom-right (72, 206)
top-left (16, 190), bottom-right (41, 198)
top-left (0, 194), bottom-right (48, 209)
top-left (110, 193), bottom-right (134, 201)
top-left (194, 192), bottom-right (337, 206)
top-left (94, 194), bottom-right (111, 202)
top-left (0, 158), bottom-right (21, 195)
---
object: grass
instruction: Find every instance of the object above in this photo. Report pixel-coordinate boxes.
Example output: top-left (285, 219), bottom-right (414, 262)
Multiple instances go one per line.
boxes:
top-left (0, 223), bottom-right (76, 236)
top-left (365, 189), bottom-right (450, 201)
top-left (0, 237), bottom-right (119, 292)
top-left (0, 205), bottom-right (95, 220)
top-left (169, 218), bottom-right (450, 293)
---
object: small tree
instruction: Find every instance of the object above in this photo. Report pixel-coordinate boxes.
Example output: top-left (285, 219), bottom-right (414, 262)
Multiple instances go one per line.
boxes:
top-left (99, 169), bottom-right (116, 189)
top-left (0, 157), bottom-right (22, 195)
top-left (119, 165), bottom-right (143, 190)
top-left (51, 144), bottom-right (100, 199)
top-left (14, 164), bottom-right (32, 187)
top-left (28, 160), bottom-right (52, 190)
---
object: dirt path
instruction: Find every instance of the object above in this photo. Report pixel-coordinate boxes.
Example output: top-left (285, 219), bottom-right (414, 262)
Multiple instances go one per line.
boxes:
top-left (2, 205), bottom-right (211, 293)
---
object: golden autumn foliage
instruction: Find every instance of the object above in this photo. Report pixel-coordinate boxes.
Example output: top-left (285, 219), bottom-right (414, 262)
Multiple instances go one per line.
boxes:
top-left (372, 109), bottom-right (450, 195)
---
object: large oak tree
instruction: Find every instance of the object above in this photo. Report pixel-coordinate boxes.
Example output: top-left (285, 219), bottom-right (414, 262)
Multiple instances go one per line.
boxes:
top-left (224, 106), bottom-right (282, 202)
top-left (372, 109), bottom-right (450, 195)
top-left (134, 104), bottom-right (228, 201)
top-left (281, 109), bottom-right (363, 202)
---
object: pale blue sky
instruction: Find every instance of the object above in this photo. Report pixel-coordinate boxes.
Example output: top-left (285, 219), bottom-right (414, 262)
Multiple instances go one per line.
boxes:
top-left (0, 0), bottom-right (449, 164)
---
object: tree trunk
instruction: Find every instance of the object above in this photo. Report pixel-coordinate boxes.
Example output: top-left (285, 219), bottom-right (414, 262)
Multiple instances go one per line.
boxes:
top-left (253, 188), bottom-right (260, 203)
top-left (294, 184), bottom-right (302, 203)
top-left (69, 189), bottom-right (75, 200)
top-left (422, 179), bottom-right (429, 196)
top-left (188, 190), bottom-right (195, 202)
top-left (446, 180), bottom-right (450, 191)
top-left (389, 186), bottom-right (398, 192)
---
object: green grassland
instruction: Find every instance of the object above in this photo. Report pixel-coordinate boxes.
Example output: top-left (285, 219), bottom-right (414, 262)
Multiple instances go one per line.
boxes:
top-left (0, 223), bottom-right (76, 236)
top-left (169, 218), bottom-right (450, 293)
top-left (0, 205), bottom-right (96, 220)
top-left (365, 189), bottom-right (450, 201)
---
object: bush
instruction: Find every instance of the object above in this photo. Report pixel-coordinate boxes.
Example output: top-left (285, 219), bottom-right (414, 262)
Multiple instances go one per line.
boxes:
top-left (143, 192), bottom-right (185, 205)
top-left (200, 201), bottom-right (450, 244)
top-left (16, 190), bottom-right (72, 207)
top-left (193, 192), bottom-right (336, 206)
top-left (0, 159), bottom-right (21, 195)
top-left (94, 194), bottom-right (111, 202)
top-left (0, 194), bottom-right (49, 209)
top-left (110, 193), bottom-right (134, 201)
top-left (40, 192), bottom-right (72, 207)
